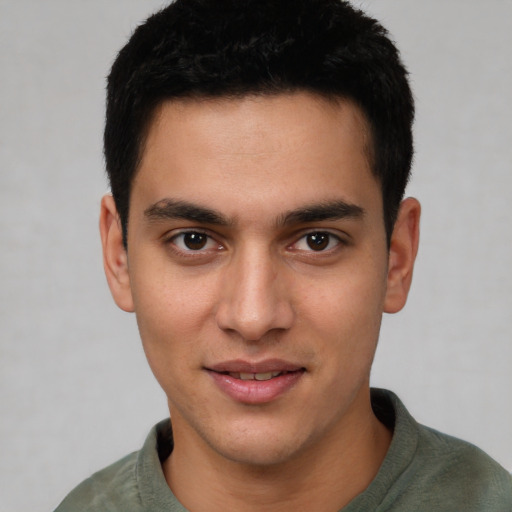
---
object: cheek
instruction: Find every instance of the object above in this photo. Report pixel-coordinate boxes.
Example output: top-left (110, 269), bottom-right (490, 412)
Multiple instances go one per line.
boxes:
top-left (131, 251), bottom-right (217, 326)
top-left (132, 285), bottom-right (212, 406)
top-left (300, 261), bottom-right (387, 363)
top-left (128, 262), bottom-right (219, 373)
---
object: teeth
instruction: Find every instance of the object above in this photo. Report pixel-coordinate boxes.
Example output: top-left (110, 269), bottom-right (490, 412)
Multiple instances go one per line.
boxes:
top-left (235, 371), bottom-right (282, 381)
top-left (254, 372), bottom-right (274, 381)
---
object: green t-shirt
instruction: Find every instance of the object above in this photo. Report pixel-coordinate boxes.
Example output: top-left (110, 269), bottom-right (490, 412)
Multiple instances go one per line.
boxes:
top-left (54, 389), bottom-right (512, 511)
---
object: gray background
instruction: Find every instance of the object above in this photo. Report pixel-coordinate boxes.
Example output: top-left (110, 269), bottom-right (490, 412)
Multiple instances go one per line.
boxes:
top-left (1, 1), bottom-right (511, 510)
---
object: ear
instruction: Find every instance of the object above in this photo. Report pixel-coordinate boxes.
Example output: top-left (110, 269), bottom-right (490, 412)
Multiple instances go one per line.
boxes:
top-left (383, 197), bottom-right (421, 314)
top-left (99, 195), bottom-right (134, 312)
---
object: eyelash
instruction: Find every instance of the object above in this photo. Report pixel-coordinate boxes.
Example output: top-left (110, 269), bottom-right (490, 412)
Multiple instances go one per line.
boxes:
top-left (165, 229), bottom-right (344, 256)
top-left (290, 231), bottom-right (342, 253)
top-left (167, 230), bottom-right (222, 254)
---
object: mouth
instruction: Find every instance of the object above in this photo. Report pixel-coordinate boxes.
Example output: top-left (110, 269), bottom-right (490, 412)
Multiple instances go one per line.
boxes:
top-left (205, 360), bottom-right (306, 404)
top-left (219, 370), bottom-right (297, 381)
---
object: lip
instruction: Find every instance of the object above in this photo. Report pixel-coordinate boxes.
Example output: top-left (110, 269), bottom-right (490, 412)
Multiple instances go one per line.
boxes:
top-left (205, 359), bottom-right (305, 405)
top-left (207, 358), bottom-right (304, 374)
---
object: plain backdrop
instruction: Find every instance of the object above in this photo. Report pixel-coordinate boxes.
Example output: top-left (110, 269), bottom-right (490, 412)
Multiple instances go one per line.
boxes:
top-left (1, 1), bottom-right (511, 510)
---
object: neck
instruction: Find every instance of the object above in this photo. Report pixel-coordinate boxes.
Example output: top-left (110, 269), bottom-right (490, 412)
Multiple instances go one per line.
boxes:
top-left (163, 389), bottom-right (391, 512)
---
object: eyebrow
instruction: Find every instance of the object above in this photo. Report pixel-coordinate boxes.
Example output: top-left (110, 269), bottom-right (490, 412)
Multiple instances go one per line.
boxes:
top-left (144, 199), bottom-right (231, 225)
top-left (279, 200), bottom-right (365, 226)
top-left (144, 198), bottom-right (364, 227)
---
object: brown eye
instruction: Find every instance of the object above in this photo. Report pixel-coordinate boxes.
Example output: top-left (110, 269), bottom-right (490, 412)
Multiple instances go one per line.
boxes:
top-left (182, 232), bottom-right (208, 250)
top-left (169, 230), bottom-right (223, 257)
top-left (306, 232), bottom-right (330, 251)
top-left (171, 231), bottom-right (217, 252)
top-left (292, 231), bottom-right (341, 253)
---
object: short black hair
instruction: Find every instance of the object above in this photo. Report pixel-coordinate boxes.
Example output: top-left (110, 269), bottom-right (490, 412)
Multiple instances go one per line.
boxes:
top-left (105, 0), bottom-right (414, 246)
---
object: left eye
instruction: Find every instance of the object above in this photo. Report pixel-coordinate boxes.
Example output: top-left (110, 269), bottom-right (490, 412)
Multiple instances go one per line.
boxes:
top-left (293, 232), bottom-right (340, 252)
top-left (171, 232), bottom-right (219, 251)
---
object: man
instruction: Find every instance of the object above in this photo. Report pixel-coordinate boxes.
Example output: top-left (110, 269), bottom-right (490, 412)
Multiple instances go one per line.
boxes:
top-left (55, 0), bottom-right (512, 510)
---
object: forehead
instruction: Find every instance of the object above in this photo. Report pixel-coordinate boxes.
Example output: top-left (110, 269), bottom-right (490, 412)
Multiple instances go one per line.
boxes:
top-left (133, 92), bottom-right (380, 222)
top-left (142, 92), bottom-right (372, 164)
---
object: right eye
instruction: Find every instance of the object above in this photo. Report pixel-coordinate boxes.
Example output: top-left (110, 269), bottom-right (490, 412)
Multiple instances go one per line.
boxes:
top-left (170, 231), bottom-right (220, 252)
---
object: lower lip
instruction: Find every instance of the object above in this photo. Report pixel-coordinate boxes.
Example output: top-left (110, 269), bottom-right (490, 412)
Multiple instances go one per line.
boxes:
top-left (208, 370), bottom-right (304, 404)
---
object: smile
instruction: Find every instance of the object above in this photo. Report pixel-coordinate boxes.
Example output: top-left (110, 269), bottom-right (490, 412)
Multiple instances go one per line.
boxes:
top-left (227, 371), bottom-right (284, 381)
top-left (206, 361), bottom-right (305, 404)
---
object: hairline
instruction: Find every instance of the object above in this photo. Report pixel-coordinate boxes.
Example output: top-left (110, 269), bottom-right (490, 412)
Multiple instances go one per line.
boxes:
top-left (122, 88), bottom-right (379, 246)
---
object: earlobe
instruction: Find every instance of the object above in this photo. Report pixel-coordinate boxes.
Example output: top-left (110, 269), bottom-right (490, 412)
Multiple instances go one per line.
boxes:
top-left (99, 195), bottom-right (135, 312)
top-left (383, 197), bottom-right (421, 314)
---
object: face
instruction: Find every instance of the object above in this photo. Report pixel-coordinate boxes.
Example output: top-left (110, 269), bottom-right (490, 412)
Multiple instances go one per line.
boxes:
top-left (102, 92), bottom-right (418, 467)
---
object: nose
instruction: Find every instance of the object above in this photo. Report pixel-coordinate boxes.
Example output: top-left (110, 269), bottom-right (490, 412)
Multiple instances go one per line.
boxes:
top-left (215, 245), bottom-right (294, 341)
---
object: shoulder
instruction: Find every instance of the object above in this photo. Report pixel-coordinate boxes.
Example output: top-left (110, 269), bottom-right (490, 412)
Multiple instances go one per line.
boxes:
top-left (54, 419), bottom-right (178, 512)
top-left (372, 389), bottom-right (512, 511)
top-left (54, 451), bottom-right (142, 512)
top-left (413, 424), bottom-right (512, 508)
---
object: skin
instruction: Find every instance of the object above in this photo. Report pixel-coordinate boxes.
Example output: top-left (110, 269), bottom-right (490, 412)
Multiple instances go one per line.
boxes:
top-left (100, 92), bottom-right (420, 511)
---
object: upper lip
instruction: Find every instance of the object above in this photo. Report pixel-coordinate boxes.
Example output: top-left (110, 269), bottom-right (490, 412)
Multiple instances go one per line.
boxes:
top-left (206, 359), bottom-right (304, 374)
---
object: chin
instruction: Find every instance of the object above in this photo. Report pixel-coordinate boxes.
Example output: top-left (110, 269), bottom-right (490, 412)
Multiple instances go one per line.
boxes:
top-left (204, 420), bottom-right (316, 468)
top-left (217, 441), bottom-right (301, 467)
